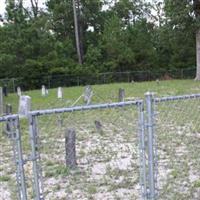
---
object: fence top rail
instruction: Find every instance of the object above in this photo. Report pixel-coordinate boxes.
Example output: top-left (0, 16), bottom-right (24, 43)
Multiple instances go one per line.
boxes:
top-left (29, 100), bottom-right (143, 117)
top-left (154, 93), bottom-right (200, 103)
top-left (0, 114), bottom-right (19, 122)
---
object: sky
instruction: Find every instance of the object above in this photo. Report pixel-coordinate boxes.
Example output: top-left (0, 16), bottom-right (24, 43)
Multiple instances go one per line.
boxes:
top-left (0, 0), bottom-right (47, 16)
top-left (0, 0), bottom-right (157, 16)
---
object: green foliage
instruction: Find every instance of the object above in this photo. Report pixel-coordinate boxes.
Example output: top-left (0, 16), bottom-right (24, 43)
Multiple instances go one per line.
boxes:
top-left (0, 0), bottom-right (197, 89)
top-left (45, 165), bottom-right (70, 178)
top-left (0, 175), bottom-right (10, 182)
top-left (194, 180), bottom-right (200, 188)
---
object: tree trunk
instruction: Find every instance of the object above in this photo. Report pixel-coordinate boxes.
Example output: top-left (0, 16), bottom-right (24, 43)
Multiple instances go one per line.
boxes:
top-left (195, 29), bottom-right (200, 80)
top-left (72, 0), bottom-right (83, 65)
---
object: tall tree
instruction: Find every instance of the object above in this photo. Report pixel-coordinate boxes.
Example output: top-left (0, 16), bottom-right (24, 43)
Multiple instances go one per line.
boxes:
top-left (72, 0), bottom-right (83, 64)
top-left (164, 0), bottom-right (196, 70)
top-left (194, 0), bottom-right (200, 80)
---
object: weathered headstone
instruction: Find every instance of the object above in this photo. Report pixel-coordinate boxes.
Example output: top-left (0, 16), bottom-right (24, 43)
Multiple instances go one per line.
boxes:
top-left (94, 120), bottom-right (103, 134)
top-left (17, 86), bottom-right (22, 96)
top-left (41, 85), bottom-right (46, 96)
top-left (18, 95), bottom-right (31, 117)
top-left (0, 87), bottom-right (3, 115)
top-left (83, 85), bottom-right (93, 105)
top-left (5, 104), bottom-right (12, 135)
top-left (57, 115), bottom-right (63, 128)
top-left (156, 79), bottom-right (160, 85)
top-left (65, 128), bottom-right (77, 168)
top-left (118, 88), bottom-right (125, 102)
top-left (57, 87), bottom-right (63, 99)
top-left (46, 89), bottom-right (49, 95)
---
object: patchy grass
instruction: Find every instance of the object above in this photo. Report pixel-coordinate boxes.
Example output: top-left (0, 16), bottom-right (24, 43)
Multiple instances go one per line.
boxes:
top-left (1, 79), bottom-right (200, 199)
top-left (0, 175), bottom-right (10, 182)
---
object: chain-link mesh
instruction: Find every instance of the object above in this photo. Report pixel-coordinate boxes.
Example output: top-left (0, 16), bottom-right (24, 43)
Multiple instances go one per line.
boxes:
top-left (0, 121), bottom-right (16, 200)
top-left (154, 96), bottom-right (200, 199)
top-left (32, 104), bottom-right (141, 200)
top-left (0, 116), bottom-right (27, 200)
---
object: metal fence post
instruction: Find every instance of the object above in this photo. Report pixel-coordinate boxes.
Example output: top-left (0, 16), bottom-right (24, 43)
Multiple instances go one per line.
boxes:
top-left (10, 117), bottom-right (27, 200)
top-left (138, 102), bottom-right (147, 200)
top-left (145, 92), bottom-right (156, 200)
top-left (28, 114), bottom-right (44, 200)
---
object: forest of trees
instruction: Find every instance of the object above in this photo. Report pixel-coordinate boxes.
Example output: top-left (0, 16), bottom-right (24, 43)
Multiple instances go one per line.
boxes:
top-left (0, 0), bottom-right (199, 88)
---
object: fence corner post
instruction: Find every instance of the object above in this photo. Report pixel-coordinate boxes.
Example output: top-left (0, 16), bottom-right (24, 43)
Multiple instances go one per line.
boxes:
top-left (28, 114), bottom-right (44, 200)
top-left (145, 92), bottom-right (156, 200)
top-left (138, 101), bottom-right (148, 200)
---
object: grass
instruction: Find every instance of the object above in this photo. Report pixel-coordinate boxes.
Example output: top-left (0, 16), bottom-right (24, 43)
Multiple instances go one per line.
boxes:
top-left (0, 175), bottom-right (10, 182)
top-left (1, 79), bottom-right (200, 200)
top-left (3, 79), bottom-right (200, 112)
top-left (194, 180), bottom-right (200, 188)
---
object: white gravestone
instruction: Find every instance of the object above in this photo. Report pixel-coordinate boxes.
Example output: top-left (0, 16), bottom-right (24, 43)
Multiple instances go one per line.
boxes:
top-left (0, 87), bottom-right (3, 115)
top-left (83, 85), bottom-right (93, 105)
top-left (17, 87), bottom-right (22, 96)
top-left (18, 96), bottom-right (31, 117)
top-left (41, 85), bottom-right (46, 96)
top-left (57, 87), bottom-right (63, 99)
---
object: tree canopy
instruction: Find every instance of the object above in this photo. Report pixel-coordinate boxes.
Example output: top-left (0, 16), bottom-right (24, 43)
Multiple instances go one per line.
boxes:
top-left (0, 0), bottom-right (198, 88)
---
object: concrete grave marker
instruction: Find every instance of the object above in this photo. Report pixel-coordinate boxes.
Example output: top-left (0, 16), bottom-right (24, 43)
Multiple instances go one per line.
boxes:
top-left (17, 86), bottom-right (22, 96)
top-left (18, 95), bottom-right (31, 117)
top-left (0, 87), bottom-right (3, 115)
top-left (41, 85), bottom-right (47, 96)
top-left (118, 88), bottom-right (125, 102)
top-left (83, 85), bottom-right (93, 105)
top-left (57, 87), bottom-right (63, 99)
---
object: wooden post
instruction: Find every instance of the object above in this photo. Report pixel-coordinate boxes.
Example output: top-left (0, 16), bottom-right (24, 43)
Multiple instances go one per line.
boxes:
top-left (65, 128), bottom-right (77, 168)
top-left (3, 84), bottom-right (8, 97)
top-left (118, 88), bottom-right (125, 102)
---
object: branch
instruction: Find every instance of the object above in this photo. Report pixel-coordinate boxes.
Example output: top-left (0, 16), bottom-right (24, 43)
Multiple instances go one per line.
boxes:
top-left (30, 0), bottom-right (39, 18)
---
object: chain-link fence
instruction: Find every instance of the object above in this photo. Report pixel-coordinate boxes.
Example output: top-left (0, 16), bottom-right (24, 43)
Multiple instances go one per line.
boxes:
top-left (42, 68), bottom-right (196, 89)
top-left (0, 67), bottom-right (196, 92)
top-left (27, 100), bottom-right (143, 200)
top-left (0, 115), bottom-right (27, 200)
top-left (1, 92), bottom-right (200, 200)
top-left (151, 94), bottom-right (200, 200)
